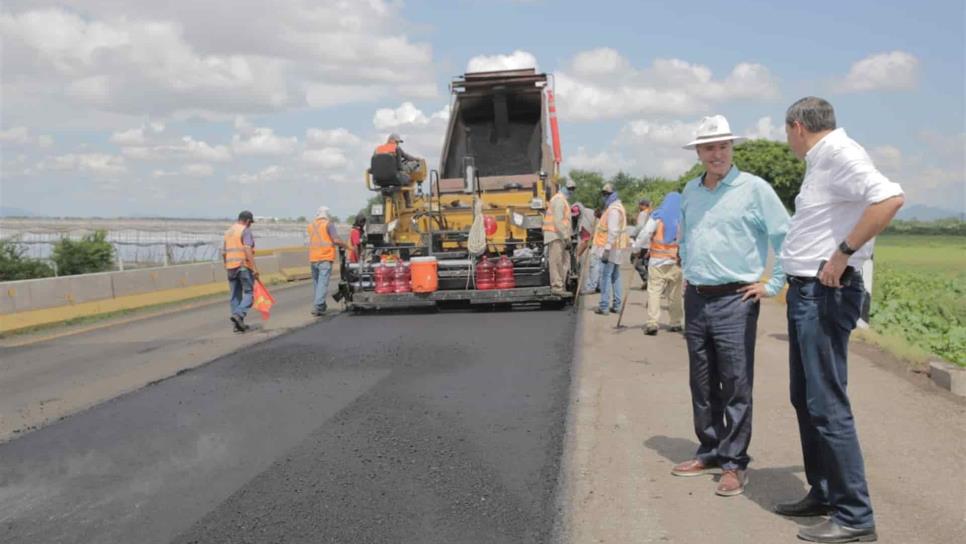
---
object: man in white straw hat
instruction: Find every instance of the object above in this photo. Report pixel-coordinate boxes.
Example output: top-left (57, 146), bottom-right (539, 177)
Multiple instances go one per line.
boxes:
top-left (670, 114), bottom-right (791, 498)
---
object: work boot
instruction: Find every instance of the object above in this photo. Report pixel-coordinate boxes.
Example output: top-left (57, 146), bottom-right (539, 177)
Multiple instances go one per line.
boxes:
top-left (715, 469), bottom-right (747, 496)
top-left (645, 325), bottom-right (658, 336)
top-left (230, 314), bottom-right (245, 332)
top-left (610, 306), bottom-right (619, 314)
top-left (594, 308), bottom-right (608, 316)
top-left (774, 495), bottom-right (833, 517)
top-left (551, 287), bottom-right (569, 297)
top-left (671, 458), bottom-right (716, 477)
top-left (668, 324), bottom-right (683, 333)
top-left (797, 519), bottom-right (877, 542)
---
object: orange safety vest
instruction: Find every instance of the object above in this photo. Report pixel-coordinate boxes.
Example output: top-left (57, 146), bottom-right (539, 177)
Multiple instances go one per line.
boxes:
top-left (374, 142), bottom-right (397, 155)
top-left (593, 202), bottom-right (630, 249)
top-left (223, 223), bottom-right (251, 270)
top-left (649, 219), bottom-right (679, 261)
top-left (307, 218), bottom-right (336, 262)
top-left (542, 193), bottom-right (570, 233)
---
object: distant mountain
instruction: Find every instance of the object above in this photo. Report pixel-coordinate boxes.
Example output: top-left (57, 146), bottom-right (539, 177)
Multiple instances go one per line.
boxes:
top-left (0, 207), bottom-right (36, 217)
top-left (896, 204), bottom-right (963, 221)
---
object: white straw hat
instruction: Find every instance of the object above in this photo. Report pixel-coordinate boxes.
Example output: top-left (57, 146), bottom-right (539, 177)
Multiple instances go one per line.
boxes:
top-left (682, 115), bottom-right (747, 149)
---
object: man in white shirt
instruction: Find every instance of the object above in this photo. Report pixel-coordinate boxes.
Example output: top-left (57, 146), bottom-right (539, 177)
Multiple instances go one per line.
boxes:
top-left (777, 96), bottom-right (904, 544)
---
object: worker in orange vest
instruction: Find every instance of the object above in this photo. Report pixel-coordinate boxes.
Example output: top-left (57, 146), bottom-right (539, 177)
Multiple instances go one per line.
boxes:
top-left (543, 178), bottom-right (575, 296)
top-left (307, 206), bottom-right (345, 316)
top-left (223, 210), bottom-right (259, 332)
top-left (638, 192), bottom-right (684, 335)
top-left (592, 183), bottom-right (630, 315)
top-left (371, 133), bottom-right (420, 186)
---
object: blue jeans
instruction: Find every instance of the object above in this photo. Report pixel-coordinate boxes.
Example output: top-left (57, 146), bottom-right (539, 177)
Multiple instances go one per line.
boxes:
top-left (787, 276), bottom-right (874, 529)
top-left (598, 260), bottom-right (621, 311)
top-left (584, 252), bottom-right (602, 292)
top-left (683, 287), bottom-right (759, 471)
top-left (311, 261), bottom-right (333, 312)
top-left (229, 268), bottom-right (254, 319)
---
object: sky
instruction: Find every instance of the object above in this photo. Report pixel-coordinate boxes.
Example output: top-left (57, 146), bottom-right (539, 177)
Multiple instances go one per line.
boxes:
top-left (1, 0), bottom-right (963, 219)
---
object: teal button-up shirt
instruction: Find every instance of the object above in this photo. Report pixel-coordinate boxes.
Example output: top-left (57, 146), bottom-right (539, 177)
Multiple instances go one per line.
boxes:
top-left (680, 166), bottom-right (790, 296)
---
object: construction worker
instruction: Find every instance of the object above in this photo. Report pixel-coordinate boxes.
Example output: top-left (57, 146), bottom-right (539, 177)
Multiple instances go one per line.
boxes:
top-left (632, 198), bottom-right (652, 237)
top-left (638, 192), bottom-right (684, 335)
top-left (307, 206), bottom-right (345, 316)
top-left (371, 133), bottom-right (421, 186)
top-left (223, 210), bottom-right (259, 333)
top-left (544, 179), bottom-right (575, 296)
top-left (593, 183), bottom-right (630, 315)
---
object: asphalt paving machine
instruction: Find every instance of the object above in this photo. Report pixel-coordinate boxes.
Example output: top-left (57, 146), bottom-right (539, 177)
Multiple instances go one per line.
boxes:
top-left (339, 68), bottom-right (577, 310)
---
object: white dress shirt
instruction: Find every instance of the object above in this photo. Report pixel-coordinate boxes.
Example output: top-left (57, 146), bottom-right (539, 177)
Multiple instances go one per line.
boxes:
top-left (780, 128), bottom-right (904, 277)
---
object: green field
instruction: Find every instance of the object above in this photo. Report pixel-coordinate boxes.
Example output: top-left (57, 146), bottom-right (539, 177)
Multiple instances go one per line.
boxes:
top-left (870, 235), bottom-right (965, 366)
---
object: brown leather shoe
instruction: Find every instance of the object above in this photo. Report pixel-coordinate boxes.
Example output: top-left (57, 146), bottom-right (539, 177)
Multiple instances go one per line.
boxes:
top-left (671, 459), bottom-right (715, 477)
top-left (715, 469), bottom-right (747, 496)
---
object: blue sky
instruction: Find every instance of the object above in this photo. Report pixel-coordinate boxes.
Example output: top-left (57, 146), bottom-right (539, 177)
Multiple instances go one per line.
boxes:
top-left (1, 0), bottom-right (963, 219)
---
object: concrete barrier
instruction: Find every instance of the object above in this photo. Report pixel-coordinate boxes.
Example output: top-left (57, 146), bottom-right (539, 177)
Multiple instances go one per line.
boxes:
top-left (0, 248), bottom-right (311, 333)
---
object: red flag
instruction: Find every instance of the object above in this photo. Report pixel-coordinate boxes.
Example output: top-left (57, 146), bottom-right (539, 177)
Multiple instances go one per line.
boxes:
top-left (252, 280), bottom-right (276, 320)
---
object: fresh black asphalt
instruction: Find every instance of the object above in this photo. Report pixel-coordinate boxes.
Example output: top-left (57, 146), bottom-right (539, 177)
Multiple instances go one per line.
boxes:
top-left (0, 305), bottom-right (575, 544)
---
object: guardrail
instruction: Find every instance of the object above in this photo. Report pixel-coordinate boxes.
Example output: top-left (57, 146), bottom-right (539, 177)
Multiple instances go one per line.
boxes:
top-left (0, 247), bottom-right (313, 334)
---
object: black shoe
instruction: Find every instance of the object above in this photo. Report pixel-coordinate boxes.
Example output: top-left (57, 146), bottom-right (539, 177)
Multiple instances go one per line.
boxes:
top-left (594, 308), bottom-right (608, 315)
top-left (230, 314), bottom-right (245, 332)
top-left (610, 307), bottom-right (619, 314)
top-left (797, 519), bottom-right (877, 543)
top-left (668, 325), bottom-right (683, 333)
top-left (645, 326), bottom-right (658, 336)
top-left (775, 495), bottom-right (833, 517)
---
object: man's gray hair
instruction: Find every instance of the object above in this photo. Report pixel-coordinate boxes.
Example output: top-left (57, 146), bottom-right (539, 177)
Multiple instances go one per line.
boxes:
top-left (785, 97), bottom-right (837, 133)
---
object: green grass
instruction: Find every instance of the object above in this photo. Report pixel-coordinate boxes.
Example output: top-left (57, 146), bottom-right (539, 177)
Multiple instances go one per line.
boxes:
top-left (870, 234), bottom-right (965, 366)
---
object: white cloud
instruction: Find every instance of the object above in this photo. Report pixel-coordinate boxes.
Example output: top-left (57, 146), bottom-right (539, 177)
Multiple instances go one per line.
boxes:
top-left (745, 116), bottom-right (785, 141)
top-left (373, 102), bottom-right (431, 130)
top-left (0, 126), bottom-right (55, 147)
top-left (624, 119), bottom-right (701, 147)
top-left (555, 50), bottom-right (780, 122)
top-left (870, 145), bottom-right (904, 173)
top-left (869, 135), bottom-right (965, 210)
top-left (41, 152), bottom-right (127, 176)
top-left (837, 51), bottom-right (920, 93)
top-left (183, 163), bottom-right (214, 177)
top-left (571, 48), bottom-right (629, 77)
top-left (231, 127), bottom-right (298, 156)
top-left (110, 122), bottom-right (165, 145)
top-left (301, 147), bottom-right (348, 169)
top-left (1, 2), bottom-right (437, 119)
top-left (230, 165), bottom-right (284, 185)
top-left (306, 128), bottom-right (362, 148)
top-left (467, 50), bottom-right (538, 73)
top-left (121, 135), bottom-right (231, 162)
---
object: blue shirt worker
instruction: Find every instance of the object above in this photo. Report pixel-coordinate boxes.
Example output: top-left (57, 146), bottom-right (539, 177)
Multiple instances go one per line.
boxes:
top-left (777, 97), bottom-right (903, 544)
top-left (672, 115), bottom-right (790, 498)
top-left (223, 210), bottom-right (259, 333)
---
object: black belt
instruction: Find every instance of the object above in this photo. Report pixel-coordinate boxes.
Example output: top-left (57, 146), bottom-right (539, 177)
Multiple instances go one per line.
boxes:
top-left (689, 282), bottom-right (749, 296)
top-left (788, 266), bottom-right (859, 285)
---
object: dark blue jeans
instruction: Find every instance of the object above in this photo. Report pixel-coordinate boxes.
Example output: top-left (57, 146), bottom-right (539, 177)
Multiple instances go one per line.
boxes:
top-left (683, 287), bottom-right (759, 471)
top-left (787, 276), bottom-right (874, 529)
top-left (228, 268), bottom-right (254, 319)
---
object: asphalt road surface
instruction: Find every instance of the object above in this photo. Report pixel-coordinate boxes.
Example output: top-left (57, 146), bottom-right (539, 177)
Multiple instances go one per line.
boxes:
top-left (0, 306), bottom-right (575, 544)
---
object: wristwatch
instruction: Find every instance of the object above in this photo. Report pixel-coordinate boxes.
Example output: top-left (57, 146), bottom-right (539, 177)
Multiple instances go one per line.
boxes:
top-left (838, 240), bottom-right (856, 256)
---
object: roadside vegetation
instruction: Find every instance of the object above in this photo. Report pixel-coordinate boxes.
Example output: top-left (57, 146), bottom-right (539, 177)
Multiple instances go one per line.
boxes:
top-left (0, 230), bottom-right (114, 281)
top-left (871, 234), bottom-right (965, 366)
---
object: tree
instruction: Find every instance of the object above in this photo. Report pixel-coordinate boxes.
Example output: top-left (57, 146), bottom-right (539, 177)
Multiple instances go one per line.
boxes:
top-left (51, 230), bottom-right (115, 276)
top-left (677, 139), bottom-right (805, 210)
top-left (0, 239), bottom-right (55, 281)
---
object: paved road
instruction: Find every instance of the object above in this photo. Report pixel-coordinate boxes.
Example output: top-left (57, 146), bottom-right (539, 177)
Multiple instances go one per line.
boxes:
top-left (0, 281), bottom-right (322, 441)
top-left (0, 307), bottom-right (574, 543)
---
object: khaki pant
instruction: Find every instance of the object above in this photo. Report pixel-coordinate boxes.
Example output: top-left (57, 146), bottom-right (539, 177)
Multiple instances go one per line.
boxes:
top-left (647, 263), bottom-right (683, 327)
top-left (548, 239), bottom-right (570, 290)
